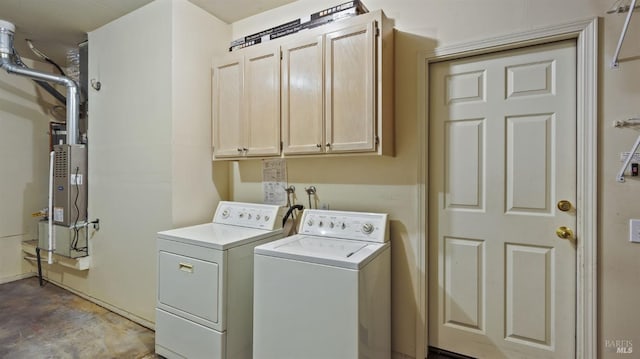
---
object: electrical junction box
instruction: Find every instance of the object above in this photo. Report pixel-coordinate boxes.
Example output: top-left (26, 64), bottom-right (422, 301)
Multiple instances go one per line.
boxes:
top-left (53, 144), bottom-right (87, 226)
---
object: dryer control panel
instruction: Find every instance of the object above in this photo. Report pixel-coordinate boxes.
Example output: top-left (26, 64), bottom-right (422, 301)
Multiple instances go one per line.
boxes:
top-left (213, 201), bottom-right (283, 230)
top-left (299, 209), bottom-right (389, 243)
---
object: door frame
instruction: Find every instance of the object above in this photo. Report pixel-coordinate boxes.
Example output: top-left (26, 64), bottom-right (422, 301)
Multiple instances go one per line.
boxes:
top-left (416, 18), bottom-right (598, 359)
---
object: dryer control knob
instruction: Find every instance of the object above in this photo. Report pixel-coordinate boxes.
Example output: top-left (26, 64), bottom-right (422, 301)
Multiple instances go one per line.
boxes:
top-left (256, 214), bottom-right (261, 220)
top-left (362, 223), bottom-right (374, 234)
top-left (264, 215), bottom-right (270, 221)
top-left (307, 219), bottom-right (314, 227)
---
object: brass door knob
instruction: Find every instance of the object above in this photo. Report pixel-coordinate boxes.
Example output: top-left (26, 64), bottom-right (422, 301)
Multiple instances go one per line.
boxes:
top-left (556, 226), bottom-right (574, 240)
top-left (557, 200), bottom-right (572, 212)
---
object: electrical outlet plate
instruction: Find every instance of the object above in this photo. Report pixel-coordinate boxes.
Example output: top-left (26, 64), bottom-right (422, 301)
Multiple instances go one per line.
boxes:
top-left (629, 219), bottom-right (640, 243)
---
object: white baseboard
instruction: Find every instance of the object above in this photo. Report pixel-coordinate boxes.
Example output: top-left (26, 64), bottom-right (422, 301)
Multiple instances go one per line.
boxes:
top-left (393, 351), bottom-right (416, 359)
top-left (0, 272), bottom-right (36, 285)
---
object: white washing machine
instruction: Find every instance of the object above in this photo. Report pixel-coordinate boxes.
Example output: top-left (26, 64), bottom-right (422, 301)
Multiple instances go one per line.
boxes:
top-left (155, 201), bottom-right (284, 359)
top-left (253, 209), bottom-right (391, 359)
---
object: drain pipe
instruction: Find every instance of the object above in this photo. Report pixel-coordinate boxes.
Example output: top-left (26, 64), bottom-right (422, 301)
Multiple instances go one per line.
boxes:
top-left (0, 19), bottom-right (79, 144)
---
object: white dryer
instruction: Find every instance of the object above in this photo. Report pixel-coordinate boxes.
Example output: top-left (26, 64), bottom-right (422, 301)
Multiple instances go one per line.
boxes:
top-left (155, 201), bottom-right (284, 359)
top-left (253, 209), bottom-right (391, 359)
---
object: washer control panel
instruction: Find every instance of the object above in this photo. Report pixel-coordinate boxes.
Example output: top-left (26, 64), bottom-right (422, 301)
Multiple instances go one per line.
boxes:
top-left (213, 201), bottom-right (283, 230)
top-left (299, 209), bottom-right (389, 243)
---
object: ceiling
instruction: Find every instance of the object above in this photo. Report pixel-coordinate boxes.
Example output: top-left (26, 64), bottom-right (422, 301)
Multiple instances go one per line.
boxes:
top-left (0, 0), bottom-right (295, 65)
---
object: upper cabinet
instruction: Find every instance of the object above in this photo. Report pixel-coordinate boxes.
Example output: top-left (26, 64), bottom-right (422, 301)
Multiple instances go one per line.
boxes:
top-left (281, 35), bottom-right (325, 155)
top-left (212, 44), bottom-right (281, 159)
top-left (212, 10), bottom-right (393, 160)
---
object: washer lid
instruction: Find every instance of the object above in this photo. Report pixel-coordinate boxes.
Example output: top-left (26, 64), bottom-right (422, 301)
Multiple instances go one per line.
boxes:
top-left (158, 223), bottom-right (283, 250)
top-left (254, 235), bottom-right (388, 269)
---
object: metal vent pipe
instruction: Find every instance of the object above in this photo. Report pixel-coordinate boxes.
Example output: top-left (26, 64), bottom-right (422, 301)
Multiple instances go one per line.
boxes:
top-left (0, 19), bottom-right (79, 144)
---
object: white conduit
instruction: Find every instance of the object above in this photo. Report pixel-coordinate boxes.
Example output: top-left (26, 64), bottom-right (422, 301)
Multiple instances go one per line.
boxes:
top-left (48, 151), bottom-right (55, 264)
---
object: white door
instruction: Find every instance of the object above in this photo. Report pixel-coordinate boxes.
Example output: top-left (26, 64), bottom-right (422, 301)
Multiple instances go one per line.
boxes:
top-left (428, 40), bottom-right (576, 359)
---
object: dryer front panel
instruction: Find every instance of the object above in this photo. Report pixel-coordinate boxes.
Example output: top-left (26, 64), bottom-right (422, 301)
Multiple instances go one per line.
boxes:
top-left (158, 251), bottom-right (219, 323)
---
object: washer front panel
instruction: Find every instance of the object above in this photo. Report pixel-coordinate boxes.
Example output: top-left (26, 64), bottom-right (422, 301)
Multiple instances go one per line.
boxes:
top-left (298, 209), bottom-right (389, 243)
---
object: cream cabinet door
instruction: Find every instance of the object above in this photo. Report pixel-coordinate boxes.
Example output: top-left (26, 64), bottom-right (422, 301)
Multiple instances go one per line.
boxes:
top-left (325, 21), bottom-right (376, 153)
top-left (281, 35), bottom-right (324, 155)
top-left (243, 45), bottom-right (281, 157)
top-left (212, 55), bottom-right (244, 158)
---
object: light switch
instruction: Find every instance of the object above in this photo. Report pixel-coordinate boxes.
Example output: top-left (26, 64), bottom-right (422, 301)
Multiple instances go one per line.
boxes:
top-left (629, 219), bottom-right (640, 243)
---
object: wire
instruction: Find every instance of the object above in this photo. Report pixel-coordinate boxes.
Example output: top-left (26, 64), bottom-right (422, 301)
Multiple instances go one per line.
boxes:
top-left (25, 39), bottom-right (66, 76)
top-left (70, 166), bottom-right (87, 253)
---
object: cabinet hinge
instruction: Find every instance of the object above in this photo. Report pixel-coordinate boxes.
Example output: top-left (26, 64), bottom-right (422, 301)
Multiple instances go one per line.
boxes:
top-left (280, 50), bottom-right (283, 60)
top-left (375, 136), bottom-right (379, 145)
top-left (375, 22), bottom-right (380, 37)
top-left (280, 141), bottom-right (283, 151)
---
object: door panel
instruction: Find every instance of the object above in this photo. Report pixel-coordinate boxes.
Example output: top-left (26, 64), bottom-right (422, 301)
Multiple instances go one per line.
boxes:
top-left (212, 56), bottom-right (243, 158)
top-left (429, 40), bottom-right (576, 359)
top-left (244, 45), bottom-right (281, 156)
top-left (325, 21), bottom-right (375, 153)
top-left (282, 35), bottom-right (324, 154)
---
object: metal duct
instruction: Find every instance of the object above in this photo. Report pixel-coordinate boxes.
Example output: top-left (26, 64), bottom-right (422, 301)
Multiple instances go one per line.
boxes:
top-left (0, 19), bottom-right (79, 144)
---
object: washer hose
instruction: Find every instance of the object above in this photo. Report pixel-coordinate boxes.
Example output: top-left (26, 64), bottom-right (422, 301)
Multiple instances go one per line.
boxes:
top-left (282, 204), bottom-right (304, 227)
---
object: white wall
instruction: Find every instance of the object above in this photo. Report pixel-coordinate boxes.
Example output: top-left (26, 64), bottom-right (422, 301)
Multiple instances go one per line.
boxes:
top-left (31, 0), bottom-right (229, 326)
top-left (0, 59), bottom-right (57, 283)
top-left (171, 0), bottom-right (230, 226)
top-left (232, 1), bottom-right (640, 358)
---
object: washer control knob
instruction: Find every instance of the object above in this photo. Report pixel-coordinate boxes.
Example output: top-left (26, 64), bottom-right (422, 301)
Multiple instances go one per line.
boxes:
top-left (239, 213), bottom-right (244, 218)
top-left (247, 214), bottom-right (252, 220)
top-left (341, 223), bottom-right (346, 230)
top-left (329, 222), bottom-right (335, 229)
top-left (307, 219), bottom-right (314, 227)
top-left (221, 209), bottom-right (230, 219)
top-left (362, 223), bottom-right (374, 234)
top-left (318, 221), bottom-right (323, 228)
top-left (264, 215), bottom-right (270, 221)
top-left (256, 214), bottom-right (261, 220)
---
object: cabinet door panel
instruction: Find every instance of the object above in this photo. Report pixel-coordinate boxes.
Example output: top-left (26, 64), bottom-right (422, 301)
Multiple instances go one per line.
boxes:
top-left (212, 56), bottom-right (243, 158)
top-left (325, 21), bottom-right (376, 153)
top-left (282, 35), bottom-right (324, 155)
top-left (244, 46), bottom-right (281, 156)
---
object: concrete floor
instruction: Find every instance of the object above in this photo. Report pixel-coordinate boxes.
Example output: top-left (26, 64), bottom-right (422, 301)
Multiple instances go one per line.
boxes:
top-left (0, 277), bottom-right (156, 359)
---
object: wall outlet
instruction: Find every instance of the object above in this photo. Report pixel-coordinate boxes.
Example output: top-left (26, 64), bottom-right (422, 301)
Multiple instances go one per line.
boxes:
top-left (630, 219), bottom-right (640, 243)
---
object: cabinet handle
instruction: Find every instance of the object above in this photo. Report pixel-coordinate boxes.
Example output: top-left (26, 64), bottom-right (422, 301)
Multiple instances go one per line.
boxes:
top-left (237, 148), bottom-right (242, 152)
top-left (242, 147), bottom-right (248, 152)
top-left (179, 263), bottom-right (194, 273)
top-left (316, 144), bottom-right (322, 148)
top-left (326, 143), bottom-right (331, 147)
